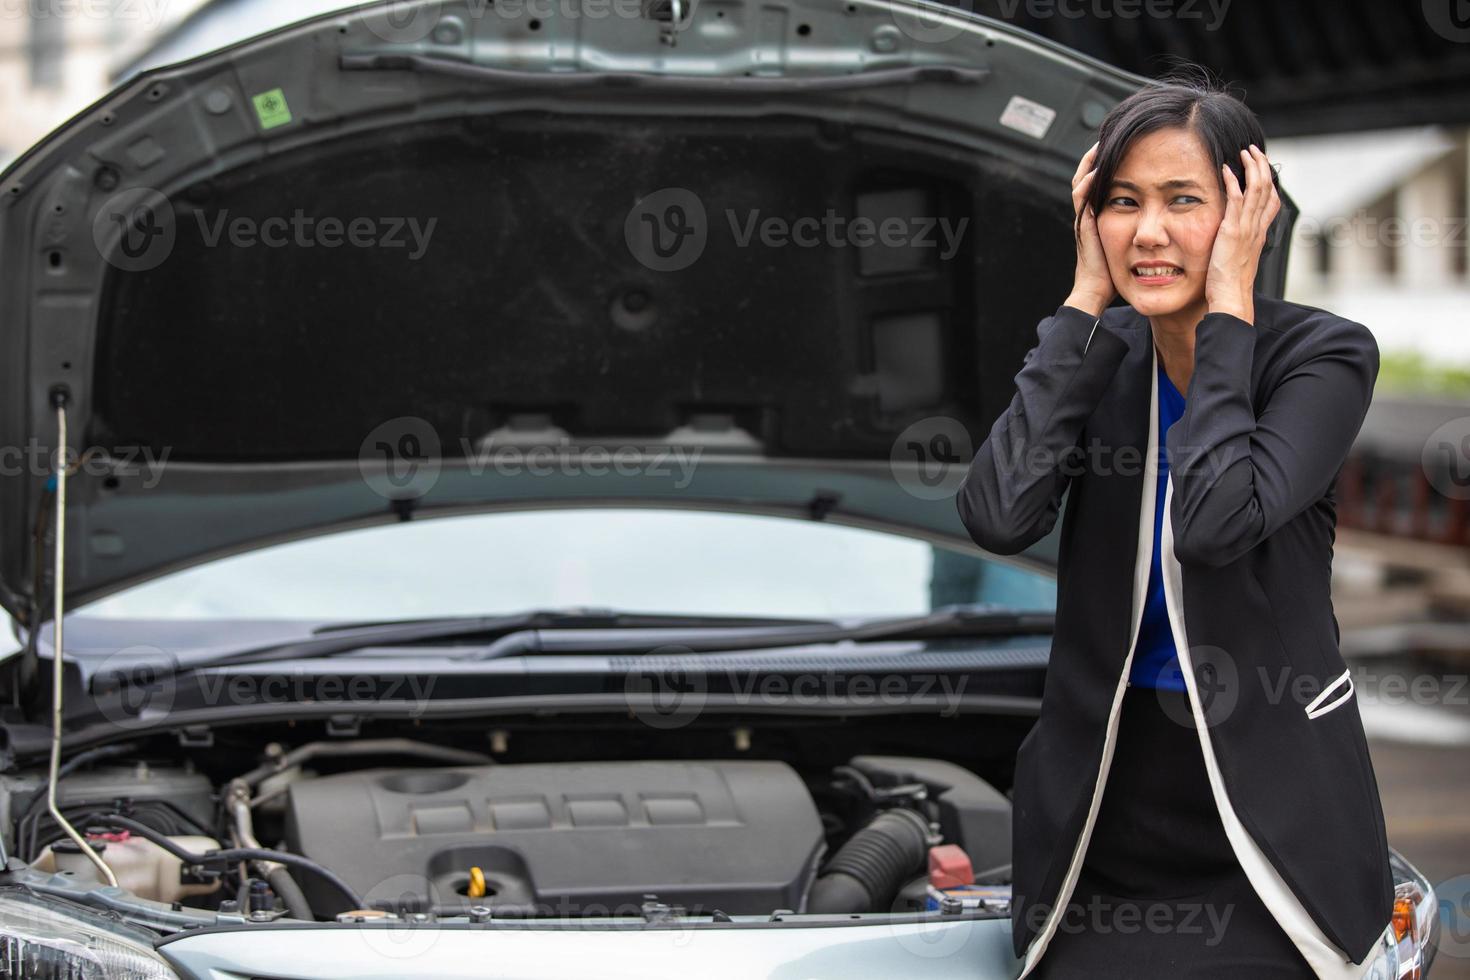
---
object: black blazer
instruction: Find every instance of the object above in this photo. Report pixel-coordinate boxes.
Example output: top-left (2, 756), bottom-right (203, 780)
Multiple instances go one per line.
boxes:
top-left (956, 296), bottom-right (1393, 978)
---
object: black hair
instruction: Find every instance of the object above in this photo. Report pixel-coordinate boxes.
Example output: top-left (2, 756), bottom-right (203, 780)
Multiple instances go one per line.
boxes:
top-left (1080, 65), bottom-right (1280, 232)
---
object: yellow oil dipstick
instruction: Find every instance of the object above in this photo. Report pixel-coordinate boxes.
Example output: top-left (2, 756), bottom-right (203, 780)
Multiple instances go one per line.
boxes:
top-left (467, 866), bottom-right (487, 899)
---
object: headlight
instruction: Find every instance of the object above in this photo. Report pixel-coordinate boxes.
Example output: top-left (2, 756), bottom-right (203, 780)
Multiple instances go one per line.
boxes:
top-left (1386, 852), bottom-right (1439, 980)
top-left (0, 889), bottom-right (180, 979)
top-left (1389, 877), bottom-right (1437, 980)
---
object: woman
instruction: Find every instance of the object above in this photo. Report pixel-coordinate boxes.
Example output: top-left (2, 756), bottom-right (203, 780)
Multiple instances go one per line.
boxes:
top-left (955, 75), bottom-right (1394, 979)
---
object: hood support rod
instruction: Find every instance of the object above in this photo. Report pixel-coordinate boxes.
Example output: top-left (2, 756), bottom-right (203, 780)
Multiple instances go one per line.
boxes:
top-left (45, 392), bottom-right (118, 887)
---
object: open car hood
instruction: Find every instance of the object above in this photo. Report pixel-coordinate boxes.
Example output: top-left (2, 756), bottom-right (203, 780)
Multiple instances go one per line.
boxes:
top-left (0, 0), bottom-right (1294, 619)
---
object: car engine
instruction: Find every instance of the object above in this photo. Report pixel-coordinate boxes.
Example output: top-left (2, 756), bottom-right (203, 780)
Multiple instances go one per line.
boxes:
top-left (283, 760), bottom-right (826, 916)
top-left (7, 739), bottom-right (1015, 923)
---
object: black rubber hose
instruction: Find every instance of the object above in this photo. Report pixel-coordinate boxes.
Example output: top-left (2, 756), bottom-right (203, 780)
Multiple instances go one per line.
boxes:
top-left (85, 815), bottom-right (364, 912)
top-left (807, 809), bottom-right (930, 914)
top-left (268, 867), bottom-right (314, 921)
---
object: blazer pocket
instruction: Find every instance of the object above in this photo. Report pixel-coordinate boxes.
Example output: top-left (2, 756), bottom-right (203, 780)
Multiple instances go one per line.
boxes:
top-left (1304, 667), bottom-right (1355, 720)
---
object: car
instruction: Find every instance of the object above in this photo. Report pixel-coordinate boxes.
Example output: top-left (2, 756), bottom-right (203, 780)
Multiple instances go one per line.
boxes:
top-left (0, 0), bottom-right (1440, 977)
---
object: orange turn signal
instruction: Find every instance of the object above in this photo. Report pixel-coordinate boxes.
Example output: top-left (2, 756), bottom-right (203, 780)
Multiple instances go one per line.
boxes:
top-left (1392, 894), bottom-right (1414, 942)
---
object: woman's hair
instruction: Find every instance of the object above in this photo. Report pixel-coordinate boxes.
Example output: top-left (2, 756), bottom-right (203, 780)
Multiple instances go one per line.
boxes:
top-left (1081, 65), bottom-right (1280, 228)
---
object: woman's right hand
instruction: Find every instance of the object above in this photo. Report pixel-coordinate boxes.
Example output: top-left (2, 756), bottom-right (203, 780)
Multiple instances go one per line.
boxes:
top-left (1064, 142), bottom-right (1115, 317)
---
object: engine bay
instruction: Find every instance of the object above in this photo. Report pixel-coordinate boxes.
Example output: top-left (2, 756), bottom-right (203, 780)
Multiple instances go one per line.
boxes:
top-left (2, 722), bottom-right (1019, 926)
top-left (284, 760), bottom-right (828, 917)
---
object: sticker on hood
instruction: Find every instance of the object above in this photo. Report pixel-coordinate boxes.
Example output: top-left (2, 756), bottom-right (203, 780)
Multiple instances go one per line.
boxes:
top-left (999, 95), bottom-right (1057, 140)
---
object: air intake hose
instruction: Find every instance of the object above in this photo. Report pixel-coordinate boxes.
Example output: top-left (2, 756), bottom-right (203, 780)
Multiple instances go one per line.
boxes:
top-left (807, 808), bottom-right (929, 914)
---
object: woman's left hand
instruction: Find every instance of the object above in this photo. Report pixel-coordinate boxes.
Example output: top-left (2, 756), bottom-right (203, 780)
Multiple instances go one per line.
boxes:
top-left (1205, 144), bottom-right (1282, 325)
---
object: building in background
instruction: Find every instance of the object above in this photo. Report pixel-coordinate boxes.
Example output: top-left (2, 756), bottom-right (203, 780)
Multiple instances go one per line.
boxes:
top-left (0, 0), bottom-right (206, 167)
top-left (1255, 128), bottom-right (1470, 555)
top-left (1277, 126), bottom-right (1470, 362)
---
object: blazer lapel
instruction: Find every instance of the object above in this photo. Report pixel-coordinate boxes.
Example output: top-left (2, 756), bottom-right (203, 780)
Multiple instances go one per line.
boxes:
top-left (1125, 332), bottom-right (1160, 673)
top-left (1089, 309), bottom-right (1158, 669)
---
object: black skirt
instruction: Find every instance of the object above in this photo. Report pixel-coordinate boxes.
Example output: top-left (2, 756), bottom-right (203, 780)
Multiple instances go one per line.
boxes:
top-left (1029, 684), bottom-right (1316, 979)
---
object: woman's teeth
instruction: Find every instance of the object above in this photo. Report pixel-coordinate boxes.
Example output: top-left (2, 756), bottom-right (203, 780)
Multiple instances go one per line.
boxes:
top-left (1134, 266), bottom-right (1182, 277)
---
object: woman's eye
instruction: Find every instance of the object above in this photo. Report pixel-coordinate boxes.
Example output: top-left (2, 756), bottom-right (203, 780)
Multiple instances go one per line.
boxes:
top-left (1106, 196), bottom-right (1136, 209)
top-left (1171, 195), bottom-right (1202, 206)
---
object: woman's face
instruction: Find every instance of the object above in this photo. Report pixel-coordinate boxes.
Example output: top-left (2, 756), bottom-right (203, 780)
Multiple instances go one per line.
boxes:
top-left (1095, 126), bottom-right (1226, 320)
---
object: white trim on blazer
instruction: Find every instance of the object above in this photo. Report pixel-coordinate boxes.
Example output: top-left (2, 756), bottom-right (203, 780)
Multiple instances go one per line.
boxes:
top-left (1305, 669), bottom-right (1356, 720)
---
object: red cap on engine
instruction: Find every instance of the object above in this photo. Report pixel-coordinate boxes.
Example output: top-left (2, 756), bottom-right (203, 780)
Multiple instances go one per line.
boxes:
top-left (927, 844), bottom-right (974, 889)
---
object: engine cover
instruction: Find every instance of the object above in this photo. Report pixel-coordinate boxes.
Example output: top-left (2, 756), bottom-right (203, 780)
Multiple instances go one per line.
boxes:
top-left (284, 760), bottom-right (825, 917)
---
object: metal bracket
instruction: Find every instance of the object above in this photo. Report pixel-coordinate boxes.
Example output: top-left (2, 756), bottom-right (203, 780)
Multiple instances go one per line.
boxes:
top-left (326, 715), bottom-right (363, 737)
top-left (177, 725), bottom-right (214, 748)
top-left (642, 0), bottom-right (693, 46)
top-left (640, 895), bottom-right (687, 922)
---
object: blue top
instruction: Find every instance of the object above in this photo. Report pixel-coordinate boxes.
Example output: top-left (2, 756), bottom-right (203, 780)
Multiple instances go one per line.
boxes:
top-left (1127, 360), bottom-right (1187, 691)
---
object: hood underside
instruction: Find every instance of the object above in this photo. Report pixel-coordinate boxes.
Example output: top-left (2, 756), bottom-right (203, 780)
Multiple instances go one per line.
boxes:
top-left (0, 0), bottom-right (1293, 617)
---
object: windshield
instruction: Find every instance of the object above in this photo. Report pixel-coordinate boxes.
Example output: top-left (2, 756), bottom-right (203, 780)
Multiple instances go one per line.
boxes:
top-left (76, 509), bottom-right (1054, 621)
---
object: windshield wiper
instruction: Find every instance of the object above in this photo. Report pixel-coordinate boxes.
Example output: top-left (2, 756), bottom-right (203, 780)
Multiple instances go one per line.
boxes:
top-left (455, 605), bottom-right (1053, 661)
top-left (88, 606), bottom-right (1051, 693)
top-left (88, 609), bottom-right (834, 692)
